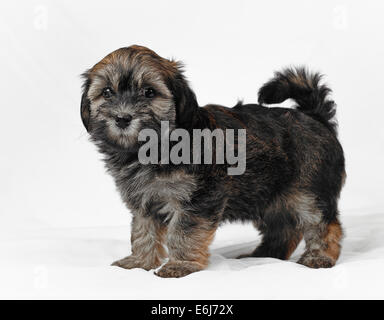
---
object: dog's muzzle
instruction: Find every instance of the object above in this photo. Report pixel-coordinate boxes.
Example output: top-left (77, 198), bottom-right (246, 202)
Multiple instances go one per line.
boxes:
top-left (115, 115), bottom-right (132, 129)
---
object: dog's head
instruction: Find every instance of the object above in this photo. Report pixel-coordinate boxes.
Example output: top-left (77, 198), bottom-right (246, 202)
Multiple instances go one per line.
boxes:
top-left (81, 45), bottom-right (198, 149)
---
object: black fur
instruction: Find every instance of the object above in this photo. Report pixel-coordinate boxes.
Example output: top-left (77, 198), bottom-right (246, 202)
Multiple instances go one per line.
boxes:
top-left (80, 76), bottom-right (91, 132)
top-left (258, 67), bottom-right (337, 133)
top-left (166, 70), bottom-right (199, 130)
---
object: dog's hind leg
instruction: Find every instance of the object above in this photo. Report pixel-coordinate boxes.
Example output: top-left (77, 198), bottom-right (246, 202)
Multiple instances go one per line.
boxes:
top-left (298, 217), bottom-right (342, 268)
top-left (237, 222), bottom-right (303, 260)
top-left (293, 193), bottom-right (343, 268)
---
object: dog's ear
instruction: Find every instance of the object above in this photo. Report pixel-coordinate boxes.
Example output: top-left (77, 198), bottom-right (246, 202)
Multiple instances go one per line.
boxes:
top-left (167, 64), bottom-right (198, 130)
top-left (80, 73), bottom-right (91, 132)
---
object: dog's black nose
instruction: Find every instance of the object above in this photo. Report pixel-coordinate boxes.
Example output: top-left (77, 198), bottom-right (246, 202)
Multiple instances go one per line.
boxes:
top-left (115, 115), bottom-right (132, 129)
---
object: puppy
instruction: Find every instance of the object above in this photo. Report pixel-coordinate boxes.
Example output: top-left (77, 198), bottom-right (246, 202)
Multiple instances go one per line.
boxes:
top-left (81, 45), bottom-right (345, 278)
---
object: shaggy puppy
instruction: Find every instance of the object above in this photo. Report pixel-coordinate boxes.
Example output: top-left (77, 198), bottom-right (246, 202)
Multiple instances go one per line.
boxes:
top-left (81, 45), bottom-right (345, 278)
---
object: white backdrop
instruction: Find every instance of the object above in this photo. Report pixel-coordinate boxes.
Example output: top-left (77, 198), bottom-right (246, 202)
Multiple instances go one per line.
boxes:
top-left (1, 0), bottom-right (384, 299)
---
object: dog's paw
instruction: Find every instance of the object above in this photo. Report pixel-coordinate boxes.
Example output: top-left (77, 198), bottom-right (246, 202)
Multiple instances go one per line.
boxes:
top-left (297, 251), bottom-right (335, 269)
top-left (155, 261), bottom-right (205, 278)
top-left (111, 255), bottom-right (160, 271)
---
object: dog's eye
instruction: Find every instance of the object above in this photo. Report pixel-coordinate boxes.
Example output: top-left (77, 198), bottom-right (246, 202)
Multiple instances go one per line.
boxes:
top-left (144, 87), bottom-right (156, 98)
top-left (102, 87), bottom-right (114, 99)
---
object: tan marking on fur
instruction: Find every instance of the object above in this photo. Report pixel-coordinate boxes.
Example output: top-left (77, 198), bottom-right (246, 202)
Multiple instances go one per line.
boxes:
top-left (290, 76), bottom-right (307, 88)
top-left (88, 47), bottom-right (174, 105)
top-left (91, 46), bottom-right (178, 80)
top-left (298, 219), bottom-right (343, 268)
top-left (154, 224), bottom-right (167, 263)
top-left (288, 72), bottom-right (311, 88)
top-left (206, 109), bottom-right (217, 128)
top-left (322, 221), bottom-right (342, 261)
top-left (192, 227), bottom-right (217, 267)
top-left (156, 227), bottom-right (216, 278)
top-left (163, 214), bottom-right (219, 275)
top-left (169, 218), bottom-right (217, 267)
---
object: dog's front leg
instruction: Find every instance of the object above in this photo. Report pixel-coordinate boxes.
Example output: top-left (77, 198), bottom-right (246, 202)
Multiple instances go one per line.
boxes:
top-left (155, 213), bottom-right (218, 278)
top-left (112, 215), bottom-right (167, 270)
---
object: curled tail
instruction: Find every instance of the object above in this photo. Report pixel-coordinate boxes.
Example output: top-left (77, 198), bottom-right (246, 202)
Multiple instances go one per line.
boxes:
top-left (258, 67), bottom-right (337, 133)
